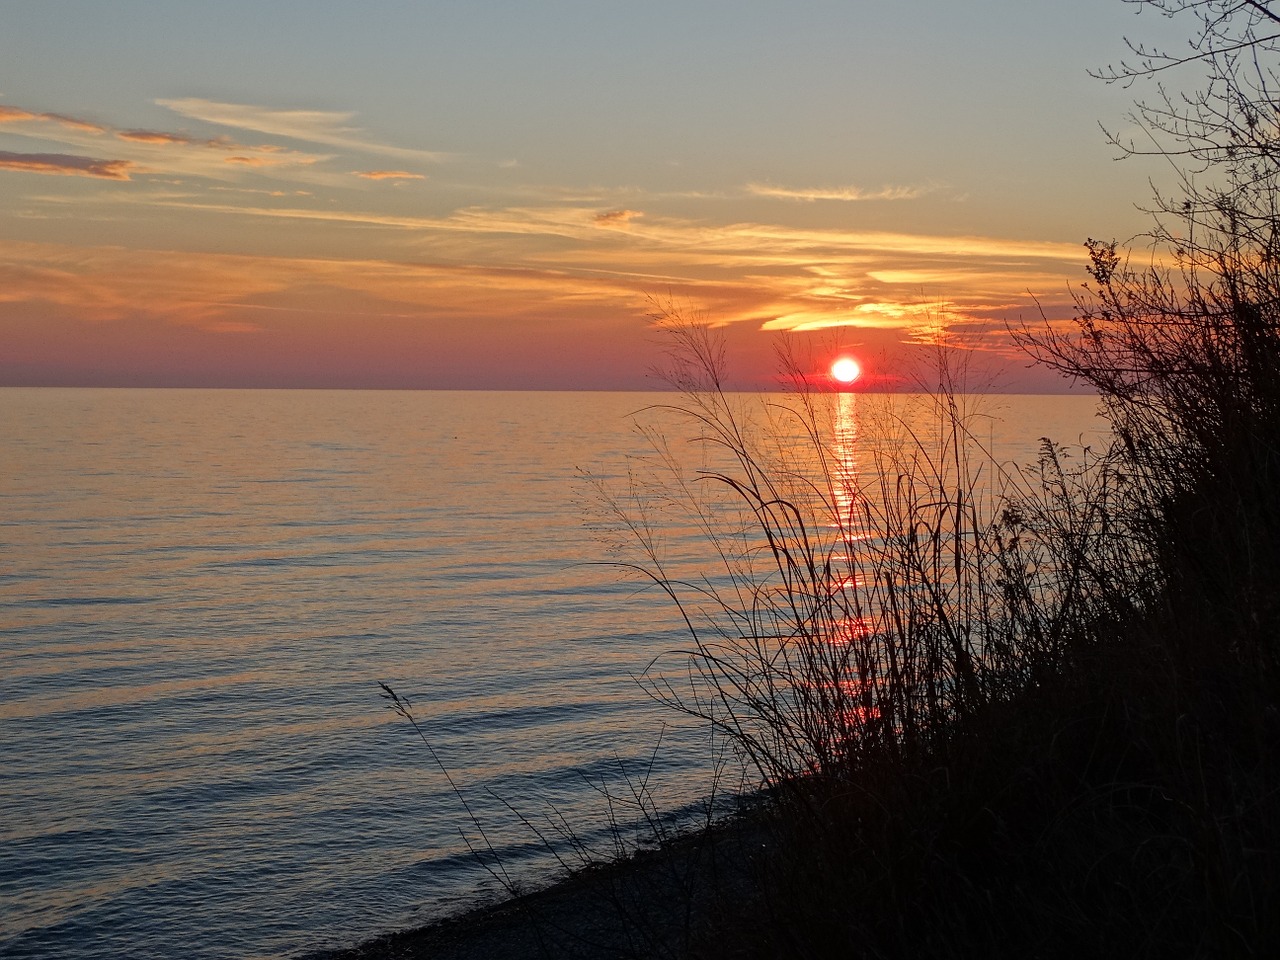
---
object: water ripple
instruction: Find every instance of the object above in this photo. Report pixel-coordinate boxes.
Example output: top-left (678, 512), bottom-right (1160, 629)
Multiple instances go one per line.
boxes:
top-left (0, 388), bottom-right (1104, 959)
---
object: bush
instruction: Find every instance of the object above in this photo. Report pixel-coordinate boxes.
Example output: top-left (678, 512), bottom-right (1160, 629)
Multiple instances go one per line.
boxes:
top-left (607, 230), bottom-right (1280, 956)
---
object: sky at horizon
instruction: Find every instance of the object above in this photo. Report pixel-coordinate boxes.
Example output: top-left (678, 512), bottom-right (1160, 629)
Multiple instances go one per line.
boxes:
top-left (1, 1), bottom-right (1191, 390)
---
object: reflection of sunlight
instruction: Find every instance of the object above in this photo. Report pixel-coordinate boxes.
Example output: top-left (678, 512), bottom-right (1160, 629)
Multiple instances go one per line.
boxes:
top-left (826, 392), bottom-right (872, 675)
top-left (832, 391), bottom-right (860, 548)
top-left (820, 615), bottom-right (871, 644)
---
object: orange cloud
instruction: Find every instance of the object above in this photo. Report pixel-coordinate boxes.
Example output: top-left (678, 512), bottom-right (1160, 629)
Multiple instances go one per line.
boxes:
top-left (594, 209), bottom-right (643, 225)
top-left (0, 239), bottom-right (648, 330)
top-left (118, 129), bottom-right (198, 145)
top-left (746, 182), bottom-right (931, 202)
top-left (0, 235), bottom-right (1087, 389)
top-left (119, 194), bottom-right (1085, 342)
top-left (42, 112), bottom-right (107, 134)
top-left (0, 106), bottom-right (106, 133)
top-left (0, 151), bottom-right (132, 180)
top-left (224, 154), bottom-right (317, 168)
top-left (157, 97), bottom-right (448, 162)
top-left (2, 102), bottom-right (327, 180)
top-left (118, 130), bottom-right (252, 151)
top-left (354, 169), bottom-right (426, 180)
top-left (0, 106), bottom-right (37, 123)
top-left (207, 185), bottom-right (313, 198)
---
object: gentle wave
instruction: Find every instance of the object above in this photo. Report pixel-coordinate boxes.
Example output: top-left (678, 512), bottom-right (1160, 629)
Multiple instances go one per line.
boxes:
top-left (0, 388), bottom-right (1103, 959)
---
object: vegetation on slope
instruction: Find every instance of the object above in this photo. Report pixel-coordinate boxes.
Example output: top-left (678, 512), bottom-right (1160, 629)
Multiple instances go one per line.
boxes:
top-left (609, 3), bottom-right (1280, 956)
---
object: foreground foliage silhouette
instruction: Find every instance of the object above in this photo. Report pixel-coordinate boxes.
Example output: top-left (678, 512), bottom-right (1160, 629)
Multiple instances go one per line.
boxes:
top-left (600, 4), bottom-right (1280, 955)
top-left (346, 5), bottom-right (1279, 957)
top-left (618, 308), bottom-right (1275, 957)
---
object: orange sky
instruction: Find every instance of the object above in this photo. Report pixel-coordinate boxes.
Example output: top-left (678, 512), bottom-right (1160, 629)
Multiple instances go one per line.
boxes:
top-left (0, 2), bottom-right (1179, 390)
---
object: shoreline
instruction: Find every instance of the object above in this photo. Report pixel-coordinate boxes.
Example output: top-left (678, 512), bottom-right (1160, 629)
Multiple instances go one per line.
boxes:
top-left (305, 811), bottom-right (768, 960)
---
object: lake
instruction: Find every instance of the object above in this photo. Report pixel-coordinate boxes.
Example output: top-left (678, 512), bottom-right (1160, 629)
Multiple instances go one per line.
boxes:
top-left (0, 388), bottom-right (1103, 959)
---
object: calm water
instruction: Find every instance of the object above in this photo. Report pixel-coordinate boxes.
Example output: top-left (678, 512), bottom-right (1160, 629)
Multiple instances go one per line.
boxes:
top-left (0, 389), bottom-right (1103, 959)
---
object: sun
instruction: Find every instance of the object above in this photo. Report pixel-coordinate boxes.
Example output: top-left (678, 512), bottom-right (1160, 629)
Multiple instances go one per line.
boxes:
top-left (831, 356), bottom-right (862, 385)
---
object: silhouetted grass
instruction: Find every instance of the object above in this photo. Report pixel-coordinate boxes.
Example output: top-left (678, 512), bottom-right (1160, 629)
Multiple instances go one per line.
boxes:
top-left (591, 301), bottom-right (1280, 958)
top-left (369, 263), bottom-right (1279, 957)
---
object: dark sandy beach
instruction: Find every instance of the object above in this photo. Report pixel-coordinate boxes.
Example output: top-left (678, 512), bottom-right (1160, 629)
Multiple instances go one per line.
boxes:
top-left (308, 815), bottom-right (767, 960)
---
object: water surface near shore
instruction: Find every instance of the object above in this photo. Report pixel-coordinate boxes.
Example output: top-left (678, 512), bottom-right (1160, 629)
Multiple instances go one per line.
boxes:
top-left (0, 389), bottom-right (1102, 959)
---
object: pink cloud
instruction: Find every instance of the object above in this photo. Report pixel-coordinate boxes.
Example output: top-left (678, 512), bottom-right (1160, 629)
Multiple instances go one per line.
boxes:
top-left (225, 154), bottom-right (316, 167)
top-left (118, 129), bottom-right (195, 145)
top-left (42, 112), bottom-right (107, 134)
top-left (353, 169), bottom-right (426, 180)
top-left (0, 150), bottom-right (132, 180)
top-left (594, 209), bottom-right (643, 225)
top-left (0, 105), bottom-right (106, 133)
top-left (117, 129), bottom-right (244, 150)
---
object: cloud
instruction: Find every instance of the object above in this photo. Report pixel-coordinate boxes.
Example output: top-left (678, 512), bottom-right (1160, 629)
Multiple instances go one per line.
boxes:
top-left (223, 154), bottom-right (319, 168)
top-left (746, 182), bottom-right (930, 202)
top-left (354, 169), bottom-right (426, 180)
top-left (157, 98), bottom-right (448, 162)
top-left (117, 129), bottom-right (196, 145)
top-left (117, 129), bottom-right (320, 167)
top-left (40, 177), bottom-right (1086, 345)
top-left (0, 105), bottom-right (107, 133)
top-left (116, 129), bottom-right (241, 149)
top-left (0, 238), bottom-right (649, 330)
top-left (594, 209), bottom-right (643, 225)
top-left (760, 301), bottom-right (921, 332)
top-left (208, 185), bottom-right (312, 198)
top-left (140, 194), bottom-right (1086, 275)
top-left (41, 113), bottom-right (108, 134)
top-left (0, 222), bottom-right (1087, 383)
top-left (0, 102), bottom-right (334, 184)
top-left (157, 98), bottom-right (355, 140)
top-left (0, 150), bottom-right (132, 180)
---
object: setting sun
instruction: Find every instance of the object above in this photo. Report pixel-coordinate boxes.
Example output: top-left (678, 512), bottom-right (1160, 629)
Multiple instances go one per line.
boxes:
top-left (831, 357), bottom-right (862, 384)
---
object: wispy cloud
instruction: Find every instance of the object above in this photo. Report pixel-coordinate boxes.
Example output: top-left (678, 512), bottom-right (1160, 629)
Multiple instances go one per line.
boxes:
top-left (0, 105), bottom-right (106, 134)
top-left (354, 169), bottom-right (426, 180)
top-left (117, 129), bottom-right (235, 148)
top-left (0, 238), bottom-right (647, 330)
top-left (1, 101), bottom-right (330, 183)
top-left (157, 98), bottom-right (449, 162)
top-left (761, 309), bottom-right (900, 333)
top-left (224, 154), bottom-right (318, 168)
top-left (208, 185), bottom-right (313, 198)
top-left (20, 187), bottom-right (1086, 348)
top-left (593, 209), bottom-right (643, 225)
top-left (746, 182), bottom-right (931, 202)
top-left (156, 99), bottom-right (353, 140)
top-left (0, 150), bottom-right (132, 180)
top-left (117, 129), bottom-right (190, 145)
top-left (133, 194), bottom-right (1087, 283)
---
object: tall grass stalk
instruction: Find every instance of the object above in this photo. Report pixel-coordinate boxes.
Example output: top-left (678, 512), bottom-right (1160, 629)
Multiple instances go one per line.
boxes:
top-left (594, 308), bottom-right (1277, 957)
top-left (603, 318), bottom-right (1110, 793)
